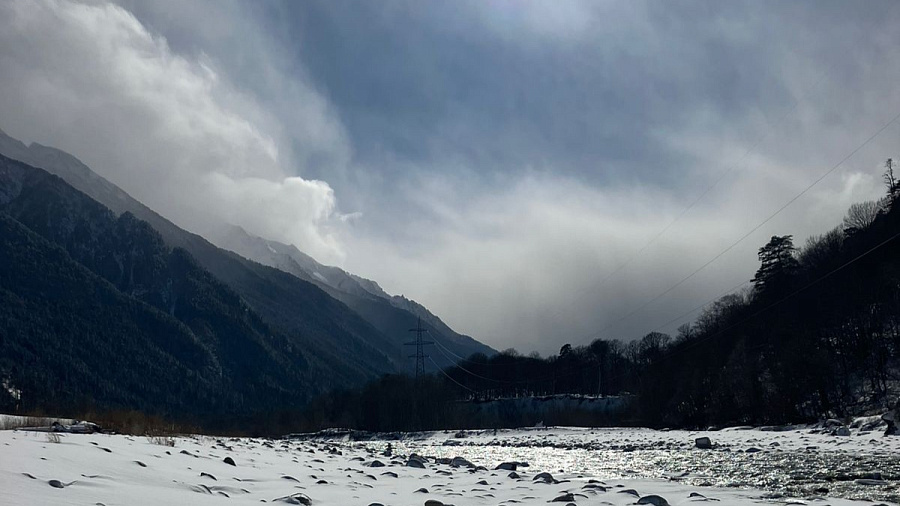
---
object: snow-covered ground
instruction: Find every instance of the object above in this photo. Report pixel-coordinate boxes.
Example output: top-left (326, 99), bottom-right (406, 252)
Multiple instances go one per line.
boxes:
top-left (2, 425), bottom-right (899, 506)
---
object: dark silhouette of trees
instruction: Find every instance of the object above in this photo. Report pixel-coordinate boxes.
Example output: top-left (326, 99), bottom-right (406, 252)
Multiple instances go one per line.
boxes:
top-left (752, 235), bottom-right (799, 298)
top-left (843, 201), bottom-right (881, 236)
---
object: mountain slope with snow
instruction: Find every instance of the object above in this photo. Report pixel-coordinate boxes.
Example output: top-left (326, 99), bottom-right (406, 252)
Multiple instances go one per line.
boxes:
top-left (211, 224), bottom-right (496, 368)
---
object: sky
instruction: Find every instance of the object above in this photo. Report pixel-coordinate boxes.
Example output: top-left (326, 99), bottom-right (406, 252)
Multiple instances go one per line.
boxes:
top-left (1, 0), bottom-right (899, 354)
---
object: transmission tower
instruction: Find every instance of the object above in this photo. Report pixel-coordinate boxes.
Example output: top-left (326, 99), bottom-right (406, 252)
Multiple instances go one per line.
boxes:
top-left (404, 317), bottom-right (433, 380)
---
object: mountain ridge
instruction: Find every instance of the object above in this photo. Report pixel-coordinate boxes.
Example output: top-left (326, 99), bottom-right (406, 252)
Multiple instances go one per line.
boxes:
top-left (210, 224), bottom-right (496, 367)
top-left (0, 129), bottom-right (494, 370)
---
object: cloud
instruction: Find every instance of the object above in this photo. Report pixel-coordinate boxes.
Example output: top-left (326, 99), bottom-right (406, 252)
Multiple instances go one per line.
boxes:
top-left (346, 154), bottom-right (890, 354)
top-left (0, 0), bottom-right (350, 262)
top-left (2, 0), bottom-right (899, 355)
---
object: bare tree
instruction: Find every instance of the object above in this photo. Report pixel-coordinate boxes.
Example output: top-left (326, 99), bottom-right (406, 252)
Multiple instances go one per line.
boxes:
top-left (842, 200), bottom-right (880, 235)
top-left (884, 158), bottom-right (898, 205)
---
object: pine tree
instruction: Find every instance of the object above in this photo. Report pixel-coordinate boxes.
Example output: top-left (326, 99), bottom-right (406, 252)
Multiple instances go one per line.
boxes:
top-left (752, 235), bottom-right (799, 296)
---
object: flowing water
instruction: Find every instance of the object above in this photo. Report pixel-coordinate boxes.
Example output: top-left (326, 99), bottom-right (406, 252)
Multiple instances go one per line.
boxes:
top-left (342, 428), bottom-right (900, 504)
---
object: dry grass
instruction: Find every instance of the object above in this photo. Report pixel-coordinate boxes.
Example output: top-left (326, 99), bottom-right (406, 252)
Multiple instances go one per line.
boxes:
top-left (0, 415), bottom-right (74, 431)
top-left (45, 432), bottom-right (62, 444)
top-left (147, 435), bottom-right (176, 447)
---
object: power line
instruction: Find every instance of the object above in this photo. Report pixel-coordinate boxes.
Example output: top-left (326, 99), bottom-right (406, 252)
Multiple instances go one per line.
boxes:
top-left (580, 108), bottom-right (900, 343)
top-left (539, 29), bottom-right (866, 330)
top-left (562, 222), bottom-right (900, 389)
top-left (427, 356), bottom-right (477, 393)
top-left (672, 226), bottom-right (900, 358)
top-left (433, 338), bottom-right (528, 384)
top-left (645, 278), bottom-right (753, 336)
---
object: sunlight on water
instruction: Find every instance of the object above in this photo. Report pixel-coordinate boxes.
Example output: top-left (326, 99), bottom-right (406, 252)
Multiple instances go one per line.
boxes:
top-left (366, 437), bottom-right (900, 503)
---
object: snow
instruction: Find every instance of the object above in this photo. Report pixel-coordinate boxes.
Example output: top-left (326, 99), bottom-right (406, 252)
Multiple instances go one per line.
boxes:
top-left (2, 426), bottom-right (898, 506)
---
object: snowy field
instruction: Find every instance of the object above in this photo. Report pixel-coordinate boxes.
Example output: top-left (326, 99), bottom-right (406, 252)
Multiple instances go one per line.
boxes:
top-left (2, 425), bottom-right (899, 506)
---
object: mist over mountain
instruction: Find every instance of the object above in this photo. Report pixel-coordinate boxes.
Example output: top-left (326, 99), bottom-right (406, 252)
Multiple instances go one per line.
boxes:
top-left (210, 224), bottom-right (495, 367)
top-left (0, 130), bottom-right (495, 419)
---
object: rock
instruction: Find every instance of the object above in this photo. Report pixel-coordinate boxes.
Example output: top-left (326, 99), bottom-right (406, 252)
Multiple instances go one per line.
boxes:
top-left (834, 426), bottom-right (851, 437)
top-left (368, 460), bottom-right (385, 467)
top-left (883, 403), bottom-right (900, 435)
top-left (223, 456), bottom-right (236, 466)
top-left (760, 425), bottom-right (796, 432)
top-left (824, 418), bottom-right (844, 428)
top-left (450, 456), bottom-right (474, 468)
top-left (425, 500), bottom-right (445, 506)
top-left (551, 493), bottom-right (575, 502)
top-left (273, 493), bottom-right (312, 505)
top-left (407, 459), bottom-right (426, 469)
top-left (508, 471), bottom-right (520, 479)
top-left (745, 447), bottom-right (762, 453)
top-left (495, 462), bottom-right (517, 471)
top-left (853, 415), bottom-right (885, 431)
top-left (638, 495), bottom-right (670, 506)
top-left (532, 472), bottom-right (554, 483)
top-left (200, 472), bottom-right (216, 480)
top-left (413, 487), bottom-right (429, 493)
top-left (695, 437), bottom-right (712, 449)
top-left (48, 479), bottom-right (65, 488)
top-left (618, 489), bottom-right (640, 497)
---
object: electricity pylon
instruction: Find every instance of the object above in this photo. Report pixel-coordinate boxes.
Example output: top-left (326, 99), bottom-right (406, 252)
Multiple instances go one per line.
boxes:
top-left (404, 317), bottom-right (433, 380)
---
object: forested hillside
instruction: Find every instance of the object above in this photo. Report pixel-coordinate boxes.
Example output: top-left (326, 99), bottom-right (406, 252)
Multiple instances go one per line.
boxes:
top-left (0, 155), bottom-right (398, 422)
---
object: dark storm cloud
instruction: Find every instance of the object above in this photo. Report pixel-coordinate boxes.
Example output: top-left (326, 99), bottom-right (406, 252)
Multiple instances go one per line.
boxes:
top-left (265, 1), bottom-right (825, 186)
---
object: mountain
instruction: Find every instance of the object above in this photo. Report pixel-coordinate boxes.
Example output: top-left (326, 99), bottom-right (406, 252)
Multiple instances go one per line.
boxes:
top-left (210, 225), bottom-right (496, 368)
top-left (0, 129), bottom-right (495, 370)
top-left (0, 210), bottom-right (218, 416)
top-left (0, 155), bottom-right (330, 418)
top-left (0, 162), bottom-right (417, 420)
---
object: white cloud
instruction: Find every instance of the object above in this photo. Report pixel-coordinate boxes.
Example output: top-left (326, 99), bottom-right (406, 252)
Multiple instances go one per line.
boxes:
top-left (0, 0), bottom-right (350, 262)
